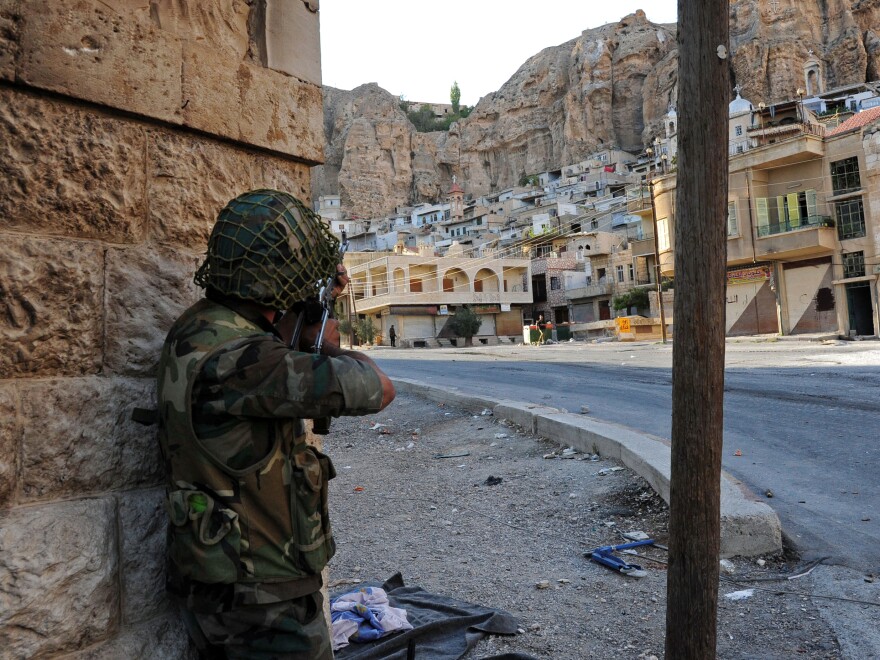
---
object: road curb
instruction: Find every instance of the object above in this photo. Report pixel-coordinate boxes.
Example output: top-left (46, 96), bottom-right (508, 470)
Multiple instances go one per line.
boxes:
top-left (392, 377), bottom-right (782, 558)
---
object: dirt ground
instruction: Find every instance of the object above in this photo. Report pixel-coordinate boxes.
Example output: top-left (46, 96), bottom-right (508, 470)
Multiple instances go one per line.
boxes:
top-left (325, 392), bottom-right (841, 659)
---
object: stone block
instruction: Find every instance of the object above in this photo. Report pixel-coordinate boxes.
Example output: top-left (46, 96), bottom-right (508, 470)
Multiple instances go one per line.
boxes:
top-left (0, 0), bottom-right (21, 81)
top-left (118, 488), bottom-right (168, 625)
top-left (181, 40), bottom-right (241, 139)
top-left (147, 128), bottom-right (311, 249)
top-left (264, 0), bottom-right (322, 86)
top-left (0, 236), bottom-right (104, 378)
top-left (257, 153), bottom-right (313, 201)
top-left (104, 245), bottom-right (202, 376)
top-left (0, 384), bottom-right (18, 508)
top-left (0, 87), bottom-right (148, 242)
top-left (148, 0), bottom-right (249, 62)
top-left (19, 376), bottom-right (161, 502)
top-left (78, 614), bottom-right (195, 660)
top-left (238, 62), bottom-right (324, 163)
top-left (17, 0), bottom-right (183, 124)
top-left (0, 498), bottom-right (119, 657)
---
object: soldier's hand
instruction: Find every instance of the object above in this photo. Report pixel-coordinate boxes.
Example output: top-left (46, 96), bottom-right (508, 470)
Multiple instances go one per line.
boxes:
top-left (299, 318), bottom-right (341, 354)
top-left (331, 264), bottom-right (349, 300)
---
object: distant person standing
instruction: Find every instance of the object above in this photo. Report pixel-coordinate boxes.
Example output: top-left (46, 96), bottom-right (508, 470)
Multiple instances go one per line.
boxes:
top-left (537, 314), bottom-right (547, 344)
top-left (389, 325), bottom-right (396, 347)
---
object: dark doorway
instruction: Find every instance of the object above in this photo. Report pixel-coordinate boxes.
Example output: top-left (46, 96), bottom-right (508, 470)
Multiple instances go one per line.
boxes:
top-left (845, 282), bottom-right (875, 336)
top-left (599, 300), bottom-right (611, 320)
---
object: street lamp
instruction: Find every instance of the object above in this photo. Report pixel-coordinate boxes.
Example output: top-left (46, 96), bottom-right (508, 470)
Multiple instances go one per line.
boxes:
top-left (660, 153), bottom-right (668, 175)
top-left (796, 88), bottom-right (805, 123)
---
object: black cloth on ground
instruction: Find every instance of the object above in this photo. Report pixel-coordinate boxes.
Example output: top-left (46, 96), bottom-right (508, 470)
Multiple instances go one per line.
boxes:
top-left (332, 573), bottom-right (538, 660)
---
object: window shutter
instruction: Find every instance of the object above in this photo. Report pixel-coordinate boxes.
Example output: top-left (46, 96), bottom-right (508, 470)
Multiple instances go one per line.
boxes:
top-left (787, 193), bottom-right (800, 226)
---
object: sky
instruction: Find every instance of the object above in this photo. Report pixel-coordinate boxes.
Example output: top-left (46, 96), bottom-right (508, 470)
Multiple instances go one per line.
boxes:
top-left (320, 1), bottom-right (678, 107)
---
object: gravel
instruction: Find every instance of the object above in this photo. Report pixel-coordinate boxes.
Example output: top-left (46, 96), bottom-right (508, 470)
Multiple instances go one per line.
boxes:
top-left (325, 392), bottom-right (841, 659)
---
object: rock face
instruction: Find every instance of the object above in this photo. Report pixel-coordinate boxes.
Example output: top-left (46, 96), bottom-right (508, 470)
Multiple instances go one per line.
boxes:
top-left (315, 4), bottom-right (880, 217)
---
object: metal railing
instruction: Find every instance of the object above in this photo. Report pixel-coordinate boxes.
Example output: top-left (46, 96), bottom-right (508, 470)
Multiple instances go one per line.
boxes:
top-left (756, 214), bottom-right (834, 238)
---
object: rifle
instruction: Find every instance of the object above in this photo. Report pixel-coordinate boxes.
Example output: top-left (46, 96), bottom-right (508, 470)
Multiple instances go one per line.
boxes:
top-left (289, 232), bottom-right (348, 435)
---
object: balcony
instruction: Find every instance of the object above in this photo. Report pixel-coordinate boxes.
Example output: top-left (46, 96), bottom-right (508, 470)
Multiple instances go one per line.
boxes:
top-left (734, 122), bottom-right (825, 169)
top-left (565, 282), bottom-right (611, 300)
top-left (755, 217), bottom-right (837, 260)
top-left (756, 214), bottom-right (834, 237)
top-left (354, 288), bottom-right (533, 313)
top-left (626, 190), bottom-right (652, 213)
top-left (630, 236), bottom-right (656, 257)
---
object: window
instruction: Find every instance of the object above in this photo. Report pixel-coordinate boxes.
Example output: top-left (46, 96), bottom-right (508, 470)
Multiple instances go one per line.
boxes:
top-left (536, 245), bottom-right (552, 258)
top-left (550, 276), bottom-right (561, 290)
top-left (628, 264), bottom-right (635, 281)
top-left (727, 202), bottom-right (738, 236)
top-left (657, 217), bottom-right (670, 252)
top-left (830, 157), bottom-right (861, 194)
top-left (735, 125), bottom-right (743, 136)
top-left (591, 219), bottom-right (599, 229)
top-left (616, 265), bottom-right (625, 283)
top-left (842, 251), bottom-right (865, 279)
top-left (835, 198), bottom-right (866, 240)
top-left (532, 277), bottom-right (547, 302)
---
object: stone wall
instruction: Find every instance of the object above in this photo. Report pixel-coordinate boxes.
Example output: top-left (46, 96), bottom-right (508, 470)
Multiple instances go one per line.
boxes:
top-left (0, 1), bottom-right (323, 657)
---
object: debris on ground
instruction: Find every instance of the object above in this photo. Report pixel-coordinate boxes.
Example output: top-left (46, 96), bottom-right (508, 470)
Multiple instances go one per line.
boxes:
top-left (326, 392), bottom-right (842, 659)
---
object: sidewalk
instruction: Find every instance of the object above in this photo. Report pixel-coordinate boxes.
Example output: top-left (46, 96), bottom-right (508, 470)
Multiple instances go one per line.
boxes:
top-left (326, 391), bottom-right (840, 659)
top-left (390, 378), bottom-right (781, 559)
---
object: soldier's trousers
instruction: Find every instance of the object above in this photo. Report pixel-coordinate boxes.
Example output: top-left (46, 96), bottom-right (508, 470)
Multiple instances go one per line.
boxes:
top-left (181, 591), bottom-right (333, 659)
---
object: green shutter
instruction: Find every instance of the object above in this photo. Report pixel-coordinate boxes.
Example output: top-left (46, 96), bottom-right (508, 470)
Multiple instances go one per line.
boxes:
top-left (756, 198), bottom-right (769, 231)
top-left (787, 193), bottom-right (800, 226)
top-left (806, 189), bottom-right (818, 222)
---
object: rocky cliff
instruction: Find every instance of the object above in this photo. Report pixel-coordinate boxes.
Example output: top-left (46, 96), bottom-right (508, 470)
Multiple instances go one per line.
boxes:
top-left (314, 3), bottom-right (880, 218)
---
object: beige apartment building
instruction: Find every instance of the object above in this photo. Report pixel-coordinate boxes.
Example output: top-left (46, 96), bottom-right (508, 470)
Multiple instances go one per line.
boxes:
top-left (652, 99), bottom-right (880, 337)
top-left (341, 248), bottom-right (532, 346)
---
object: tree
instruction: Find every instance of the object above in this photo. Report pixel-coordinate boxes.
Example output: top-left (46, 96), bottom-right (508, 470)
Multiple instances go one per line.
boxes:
top-left (665, 1), bottom-right (729, 658)
top-left (612, 288), bottom-right (650, 314)
top-left (450, 81), bottom-right (461, 114)
top-left (448, 306), bottom-right (482, 347)
top-left (353, 317), bottom-right (376, 345)
top-left (407, 104), bottom-right (440, 132)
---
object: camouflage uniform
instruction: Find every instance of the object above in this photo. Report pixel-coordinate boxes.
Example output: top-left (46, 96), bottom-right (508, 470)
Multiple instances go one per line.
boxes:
top-left (158, 294), bottom-right (383, 658)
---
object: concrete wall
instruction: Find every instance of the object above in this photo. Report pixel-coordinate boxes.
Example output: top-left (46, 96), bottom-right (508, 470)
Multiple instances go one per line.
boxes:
top-left (0, 2), bottom-right (323, 657)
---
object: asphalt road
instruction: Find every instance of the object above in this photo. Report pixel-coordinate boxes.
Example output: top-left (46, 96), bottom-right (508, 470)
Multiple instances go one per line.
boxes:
top-left (372, 339), bottom-right (880, 572)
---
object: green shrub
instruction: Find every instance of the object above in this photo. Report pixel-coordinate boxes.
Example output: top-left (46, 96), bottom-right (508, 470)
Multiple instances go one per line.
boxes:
top-left (448, 306), bottom-right (482, 346)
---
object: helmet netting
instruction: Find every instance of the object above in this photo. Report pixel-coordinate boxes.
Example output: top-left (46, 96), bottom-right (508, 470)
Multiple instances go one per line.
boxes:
top-left (194, 189), bottom-right (340, 310)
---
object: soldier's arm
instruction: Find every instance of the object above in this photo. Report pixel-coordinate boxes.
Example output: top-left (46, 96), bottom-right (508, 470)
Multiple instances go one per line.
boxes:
top-left (300, 318), bottom-right (395, 410)
top-left (321, 344), bottom-right (395, 410)
top-left (200, 335), bottom-right (388, 421)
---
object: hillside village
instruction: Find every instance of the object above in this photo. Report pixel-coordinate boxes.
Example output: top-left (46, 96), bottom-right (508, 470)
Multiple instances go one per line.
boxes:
top-left (316, 68), bottom-right (880, 348)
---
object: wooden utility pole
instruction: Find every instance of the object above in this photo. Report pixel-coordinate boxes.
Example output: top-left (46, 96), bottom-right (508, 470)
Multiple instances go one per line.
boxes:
top-left (665, 0), bottom-right (729, 658)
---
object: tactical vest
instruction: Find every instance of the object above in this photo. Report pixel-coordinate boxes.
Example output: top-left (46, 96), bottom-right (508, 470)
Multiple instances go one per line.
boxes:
top-left (157, 300), bottom-right (335, 599)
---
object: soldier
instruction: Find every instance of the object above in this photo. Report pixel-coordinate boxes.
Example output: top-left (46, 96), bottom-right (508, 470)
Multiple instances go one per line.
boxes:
top-left (157, 189), bottom-right (395, 658)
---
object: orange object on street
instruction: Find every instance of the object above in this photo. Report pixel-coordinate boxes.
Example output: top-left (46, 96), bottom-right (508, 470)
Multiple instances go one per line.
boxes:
top-left (734, 449), bottom-right (742, 457)
top-left (353, 486), bottom-right (365, 492)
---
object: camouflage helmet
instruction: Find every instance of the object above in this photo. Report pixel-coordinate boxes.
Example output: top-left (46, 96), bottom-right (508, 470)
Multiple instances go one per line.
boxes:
top-left (194, 189), bottom-right (340, 310)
